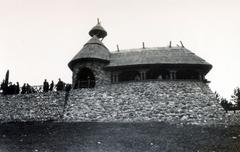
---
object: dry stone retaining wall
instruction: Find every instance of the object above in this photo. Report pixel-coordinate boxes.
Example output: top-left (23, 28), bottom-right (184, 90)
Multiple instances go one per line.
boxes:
top-left (0, 80), bottom-right (239, 125)
top-left (0, 92), bottom-right (65, 122)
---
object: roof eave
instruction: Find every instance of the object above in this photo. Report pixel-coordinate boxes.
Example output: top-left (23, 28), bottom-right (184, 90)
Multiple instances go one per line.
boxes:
top-left (68, 58), bottom-right (110, 71)
top-left (104, 63), bottom-right (212, 74)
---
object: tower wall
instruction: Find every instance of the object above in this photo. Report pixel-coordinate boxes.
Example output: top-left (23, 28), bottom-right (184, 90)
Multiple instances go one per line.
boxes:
top-left (72, 61), bottom-right (111, 88)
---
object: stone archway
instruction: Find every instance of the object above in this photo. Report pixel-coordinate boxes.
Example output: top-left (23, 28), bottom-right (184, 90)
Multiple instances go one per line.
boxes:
top-left (74, 67), bottom-right (95, 89)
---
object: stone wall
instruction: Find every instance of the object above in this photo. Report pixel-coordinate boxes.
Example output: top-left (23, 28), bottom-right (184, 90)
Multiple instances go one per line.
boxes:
top-left (0, 80), bottom-right (239, 125)
top-left (72, 61), bottom-right (110, 88)
top-left (0, 92), bottom-right (65, 122)
top-left (64, 81), bottom-right (233, 125)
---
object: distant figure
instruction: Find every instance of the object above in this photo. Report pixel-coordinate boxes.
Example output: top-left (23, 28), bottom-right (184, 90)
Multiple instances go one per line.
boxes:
top-left (11, 83), bottom-right (16, 94)
top-left (26, 83), bottom-right (31, 94)
top-left (49, 81), bottom-right (54, 91)
top-left (62, 83), bottom-right (71, 119)
top-left (0, 80), bottom-right (7, 95)
top-left (43, 79), bottom-right (49, 92)
top-left (8, 82), bottom-right (14, 95)
top-left (64, 84), bottom-right (72, 101)
top-left (16, 82), bottom-right (20, 94)
top-left (21, 83), bottom-right (27, 94)
top-left (134, 75), bottom-right (140, 81)
top-left (158, 74), bottom-right (163, 80)
top-left (56, 78), bottom-right (65, 91)
top-left (0, 81), bottom-right (20, 95)
top-left (65, 84), bottom-right (72, 92)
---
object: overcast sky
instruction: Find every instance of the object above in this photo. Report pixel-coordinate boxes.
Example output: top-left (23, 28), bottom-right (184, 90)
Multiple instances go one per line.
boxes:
top-left (0, 0), bottom-right (240, 99)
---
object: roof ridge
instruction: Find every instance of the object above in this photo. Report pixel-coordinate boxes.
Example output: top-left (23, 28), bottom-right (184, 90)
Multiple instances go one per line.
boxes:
top-left (111, 46), bottom-right (188, 54)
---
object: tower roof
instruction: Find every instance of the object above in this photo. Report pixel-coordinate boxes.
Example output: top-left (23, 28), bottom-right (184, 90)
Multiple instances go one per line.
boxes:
top-left (89, 19), bottom-right (107, 39)
top-left (68, 35), bottom-right (110, 70)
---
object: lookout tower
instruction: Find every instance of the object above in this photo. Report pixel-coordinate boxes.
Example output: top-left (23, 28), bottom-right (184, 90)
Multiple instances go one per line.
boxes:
top-left (68, 20), bottom-right (110, 89)
top-left (68, 20), bottom-right (212, 89)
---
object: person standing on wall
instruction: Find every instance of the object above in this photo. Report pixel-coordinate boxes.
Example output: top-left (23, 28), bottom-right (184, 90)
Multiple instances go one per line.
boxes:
top-left (49, 80), bottom-right (54, 91)
top-left (43, 79), bottom-right (49, 92)
top-left (16, 82), bottom-right (20, 94)
top-left (56, 78), bottom-right (65, 91)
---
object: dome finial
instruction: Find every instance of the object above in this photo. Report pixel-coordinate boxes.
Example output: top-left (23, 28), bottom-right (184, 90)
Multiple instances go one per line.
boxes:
top-left (89, 19), bottom-right (107, 39)
top-left (97, 18), bottom-right (100, 24)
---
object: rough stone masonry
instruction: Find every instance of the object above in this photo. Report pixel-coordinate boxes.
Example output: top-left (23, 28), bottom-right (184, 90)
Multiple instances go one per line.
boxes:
top-left (0, 80), bottom-right (239, 126)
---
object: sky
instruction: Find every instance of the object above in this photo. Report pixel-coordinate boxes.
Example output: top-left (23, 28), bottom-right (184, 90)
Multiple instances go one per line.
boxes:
top-left (0, 0), bottom-right (240, 99)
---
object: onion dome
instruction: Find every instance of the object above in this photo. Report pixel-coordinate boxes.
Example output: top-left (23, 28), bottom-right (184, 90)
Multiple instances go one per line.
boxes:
top-left (89, 19), bottom-right (107, 39)
top-left (68, 35), bottom-right (110, 70)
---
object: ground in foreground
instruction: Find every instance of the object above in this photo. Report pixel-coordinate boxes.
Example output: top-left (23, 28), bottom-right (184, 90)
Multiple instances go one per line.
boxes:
top-left (0, 122), bottom-right (239, 152)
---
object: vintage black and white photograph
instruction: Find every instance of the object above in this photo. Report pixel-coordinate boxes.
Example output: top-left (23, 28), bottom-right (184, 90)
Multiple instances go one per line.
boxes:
top-left (0, 0), bottom-right (240, 151)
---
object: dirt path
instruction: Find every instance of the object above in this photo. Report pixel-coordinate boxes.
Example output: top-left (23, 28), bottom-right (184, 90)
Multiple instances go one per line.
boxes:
top-left (0, 122), bottom-right (239, 152)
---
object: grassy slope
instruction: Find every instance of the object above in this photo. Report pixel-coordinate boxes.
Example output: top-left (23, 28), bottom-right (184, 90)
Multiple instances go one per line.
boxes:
top-left (0, 122), bottom-right (239, 152)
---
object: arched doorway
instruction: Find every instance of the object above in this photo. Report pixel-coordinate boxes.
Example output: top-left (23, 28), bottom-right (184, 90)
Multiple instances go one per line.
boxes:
top-left (75, 67), bottom-right (95, 89)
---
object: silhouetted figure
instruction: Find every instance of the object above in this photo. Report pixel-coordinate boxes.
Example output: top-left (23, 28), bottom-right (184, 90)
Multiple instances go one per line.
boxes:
top-left (11, 83), bottom-right (18, 95)
top-left (11, 83), bottom-right (16, 94)
top-left (49, 81), bottom-right (54, 91)
top-left (21, 83), bottom-right (27, 94)
top-left (1, 81), bottom-right (20, 95)
top-left (62, 83), bottom-right (72, 119)
top-left (65, 84), bottom-right (72, 92)
top-left (158, 74), bottom-right (163, 80)
top-left (1, 80), bottom-right (8, 95)
top-left (26, 83), bottom-right (31, 94)
top-left (16, 82), bottom-right (20, 94)
top-left (56, 78), bottom-right (65, 91)
top-left (43, 79), bottom-right (49, 92)
top-left (7, 82), bottom-right (14, 95)
top-left (65, 83), bottom-right (72, 101)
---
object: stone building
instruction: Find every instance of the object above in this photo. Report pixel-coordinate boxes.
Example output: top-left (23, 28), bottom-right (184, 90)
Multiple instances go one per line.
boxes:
top-left (68, 21), bottom-right (212, 89)
top-left (3, 20), bottom-right (240, 126)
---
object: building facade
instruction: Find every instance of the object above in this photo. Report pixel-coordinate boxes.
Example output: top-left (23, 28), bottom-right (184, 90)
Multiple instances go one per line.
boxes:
top-left (68, 21), bottom-right (212, 89)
